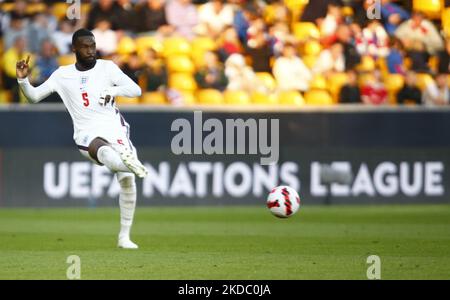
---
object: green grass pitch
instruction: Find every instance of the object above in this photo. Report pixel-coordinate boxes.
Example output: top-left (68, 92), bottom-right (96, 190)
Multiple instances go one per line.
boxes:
top-left (0, 205), bottom-right (449, 279)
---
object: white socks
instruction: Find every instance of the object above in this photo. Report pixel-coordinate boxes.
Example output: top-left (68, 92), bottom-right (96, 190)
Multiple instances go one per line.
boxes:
top-left (117, 173), bottom-right (137, 241)
top-left (97, 145), bottom-right (129, 173)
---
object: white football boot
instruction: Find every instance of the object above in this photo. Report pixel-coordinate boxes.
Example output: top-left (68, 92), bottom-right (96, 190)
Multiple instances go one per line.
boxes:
top-left (118, 237), bottom-right (139, 249)
top-left (112, 144), bottom-right (148, 178)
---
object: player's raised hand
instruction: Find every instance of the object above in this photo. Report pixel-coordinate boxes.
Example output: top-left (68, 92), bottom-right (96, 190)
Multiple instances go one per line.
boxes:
top-left (16, 55), bottom-right (30, 79)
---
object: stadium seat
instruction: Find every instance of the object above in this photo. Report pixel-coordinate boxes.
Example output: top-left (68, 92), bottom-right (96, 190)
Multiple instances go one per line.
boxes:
top-left (413, 0), bottom-right (443, 19)
top-left (0, 3), bottom-right (14, 12)
top-left (342, 6), bottom-right (354, 17)
top-left (167, 55), bottom-right (195, 74)
top-left (328, 73), bottom-right (349, 102)
top-left (302, 55), bottom-right (318, 69)
top-left (52, 3), bottom-right (70, 20)
top-left (304, 90), bottom-right (334, 106)
top-left (303, 40), bottom-right (322, 56)
top-left (292, 22), bottom-right (320, 41)
top-left (415, 73), bottom-right (434, 90)
top-left (179, 91), bottom-right (196, 106)
top-left (285, 0), bottom-right (310, 26)
top-left (309, 75), bottom-right (328, 90)
top-left (357, 56), bottom-right (376, 72)
top-left (57, 54), bottom-right (76, 66)
top-left (163, 37), bottom-right (191, 58)
top-left (443, 8), bottom-right (450, 36)
top-left (169, 73), bottom-right (197, 92)
top-left (191, 37), bottom-right (217, 68)
top-left (277, 90), bottom-right (305, 106)
top-left (26, 3), bottom-right (47, 15)
top-left (136, 36), bottom-right (164, 57)
top-left (384, 74), bottom-right (405, 104)
top-left (141, 91), bottom-right (167, 105)
top-left (196, 89), bottom-right (224, 105)
top-left (429, 56), bottom-right (439, 73)
top-left (358, 73), bottom-right (376, 87)
top-left (117, 37), bottom-right (137, 55)
top-left (224, 90), bottom-right (251, 105)
top-left (251, 92), bottom-right (278, 105)
top-left (256, 72), bottom-right (277, 91)
top-left (115, 96), bottom-right (140, 105)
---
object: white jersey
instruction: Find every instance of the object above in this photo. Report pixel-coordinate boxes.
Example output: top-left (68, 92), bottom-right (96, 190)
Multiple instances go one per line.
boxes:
top-left (18, 59), bottom-right (141, 143)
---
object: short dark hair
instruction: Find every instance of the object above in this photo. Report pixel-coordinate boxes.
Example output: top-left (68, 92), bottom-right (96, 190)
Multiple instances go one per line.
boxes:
top-left (72, 28), bottom-right (94, 46)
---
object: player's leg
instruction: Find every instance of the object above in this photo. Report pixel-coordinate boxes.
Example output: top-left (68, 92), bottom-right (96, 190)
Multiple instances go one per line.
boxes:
top-left (88, 137), bottom-right (147, 178)
top-left (116, 172), bottom-right (138, 249)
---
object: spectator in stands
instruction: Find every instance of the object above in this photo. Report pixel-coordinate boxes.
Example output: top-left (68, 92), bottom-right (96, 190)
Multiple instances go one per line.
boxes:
top-left (397, 71), bottom-right (422, 105)
top-left (28, 12), bottom-right (55, 54)
top-left (3, 11), bottom-right (30, 51)
top-left (300, 0), bottom-right (343, 24)
top-left (225, 53), bottom-right (267, 93)
top-left (336, 24), bottom-right (361, 70)
top-left (361, 70), bottom-right (388, 105)
top-left (339, 70), bottom-right (361, 103)
top-left (437, 39), bottom-right (450, 74)
top-left (92, 17), bottom-right (118, 57)
top-left (197, 0), bottom-right (234, 38)
top-left (407, 40), bottom-right (431, 73)
top-left (2, 36), bottom-right (33, 103)
top-left (395, 12), bottom-right (444, 56)
top-left (380, 0), bottom-right (410, 35)
top-left (268, 22), bottom-right (292, 57)
top-left (387, 37), bottom-right (406, 74)
top-left (233, 2), bottom-right (260, 44)
top-left (217, 26), bottom-right (243, 61)
top-left (142, 48), bottom-right (168, 92)
top-left (87, 0), bottom-right (120, 31)
top-left (135, 0), bottom-right (173, 36)
top-left (121, 52), bottom-right (142, 84)
top-left (422, 73), bottom-right (450, 106)
top-left (195, 51), bottom-right (228, 91)
top-left (1, 0), bottom-right (29, 33)
top-left (52, 19), bottom-right (75, 55)
top-left (313, 43), bottom-right (345, 76)
top-left (356, 19), bottom-right (389, 58)
top-left (115, 0), bottom-right (137, 33)
top-left (245, 22), bottom-right (272, 73)
top-left (273, 42), bottom-right (312, 92)
top-left (166, 0), bottom-right (199, 40)
top-left (320, 3), bottom-right (343, 39)
top-left (34, 39), bottom-right (58, 86)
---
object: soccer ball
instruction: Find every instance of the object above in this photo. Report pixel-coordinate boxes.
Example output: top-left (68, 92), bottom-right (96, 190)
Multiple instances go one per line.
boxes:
top-left (267, 186), bottom-right (301, 218)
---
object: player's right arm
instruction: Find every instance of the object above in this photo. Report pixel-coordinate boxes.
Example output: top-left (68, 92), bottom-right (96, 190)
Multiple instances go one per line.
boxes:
top-left (16, 55), bottom-right (55, 104)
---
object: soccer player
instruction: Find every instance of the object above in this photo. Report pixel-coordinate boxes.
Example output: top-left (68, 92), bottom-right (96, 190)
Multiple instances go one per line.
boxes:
top-left (16, 29), bottom-right (148, 249)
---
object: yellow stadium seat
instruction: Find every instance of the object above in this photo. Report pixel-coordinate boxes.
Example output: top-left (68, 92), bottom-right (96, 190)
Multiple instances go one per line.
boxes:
top-left (57, 54), bottom-right (76, 66)
top-left (141, 92), bottom-right (167, 105)
top-left (443, 8), bottom-right (450, 37)
top-left (1, 3), bottom-right (15, 12)
top-left (302, 55), bottom-right (318, 69)
top-left (115, 96), bottom-right (140, 105)
top-left (251, 92), bottom-right (278, 105)
top-left (328, 73), bottom-right (349, 102)
top-left (52, 3), bottom-right (70, 20)
top-left (169, 73), bottom-right (197, 92)
top-left (167, 55), bottom-right (195, 74)
top-left (292, 22), bottom-right (320, 41)
top-left (309, 75), bottom-right (328, 90)
top-left (256, 72), bottom-right (277, 91)
top-left (163, 37), bottom-right (191, 57)
top-left (304, 90), bottom-right (334, 106)
top-left (413, 0), bottom-right (443, 19)
top-left (357, 56), bottom-right (376, 72)
top-left (384, 74), bottom-right (405, 104)
top-left (191, 37), bottom-right (216, 53)
top-left (342, 6), bottom-right (354, 17)
top-left (303, 40), bottom-right (322, 56)
top-left (136, 36), bottom-right (164, 57)
top-left (178, 91), bottom-right (196, 106)
top-left (224, 90), bottom-right (251, 105)
top-left (277, 90), bottom-right (305, 106)
top-left (117, 37), bottom-right (136, 55)
top-left (358, 73), bottom-right (376, 87)
top-left (416, 73), bottom-right (434, 90)
top-left (26, 3), bottom-right (47, 15)
top-left (196, 89), bottom-right (224, 105)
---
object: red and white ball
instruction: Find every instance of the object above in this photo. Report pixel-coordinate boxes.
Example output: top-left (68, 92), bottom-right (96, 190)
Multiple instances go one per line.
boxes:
top-left (267, 186), bottom-right (301, 218)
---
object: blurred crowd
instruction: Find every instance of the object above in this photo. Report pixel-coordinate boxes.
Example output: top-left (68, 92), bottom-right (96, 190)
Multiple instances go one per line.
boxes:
top-left (0, 0), bottom-right (449, 106)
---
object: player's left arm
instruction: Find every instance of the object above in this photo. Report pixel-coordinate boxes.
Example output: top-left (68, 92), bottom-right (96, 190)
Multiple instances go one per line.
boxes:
top-left (104, 61), bottom-right (142, 98)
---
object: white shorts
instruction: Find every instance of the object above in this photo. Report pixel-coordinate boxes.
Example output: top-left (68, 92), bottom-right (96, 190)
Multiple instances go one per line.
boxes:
top-left (74, 123), bottom-right (136, 165)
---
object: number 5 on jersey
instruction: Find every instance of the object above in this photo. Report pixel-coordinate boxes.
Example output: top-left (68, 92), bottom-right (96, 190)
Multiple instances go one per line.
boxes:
top-left (82, 92), bottom-right (89, 107)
